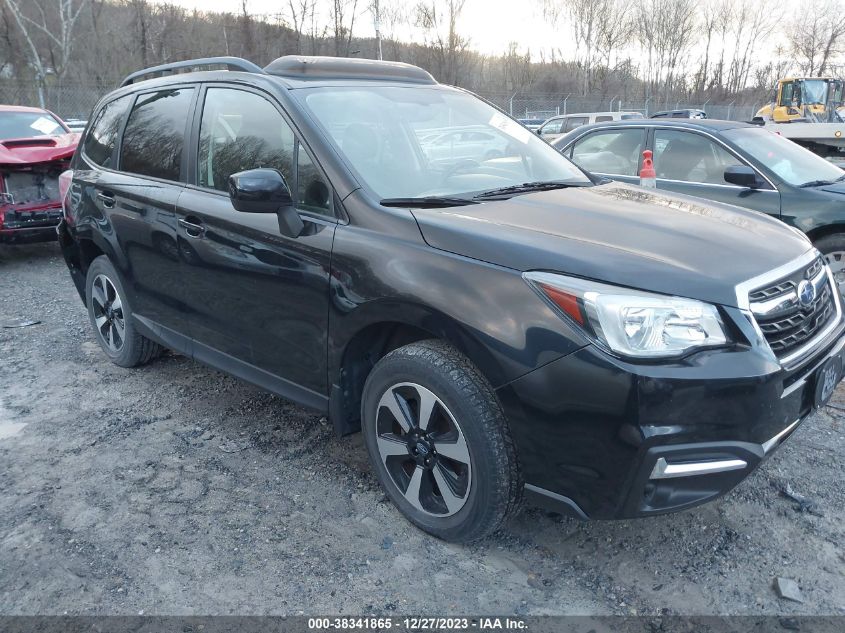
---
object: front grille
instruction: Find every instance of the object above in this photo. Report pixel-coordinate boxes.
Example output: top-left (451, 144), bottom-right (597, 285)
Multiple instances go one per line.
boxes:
top-left (750, 256), bottom-right (837, 360)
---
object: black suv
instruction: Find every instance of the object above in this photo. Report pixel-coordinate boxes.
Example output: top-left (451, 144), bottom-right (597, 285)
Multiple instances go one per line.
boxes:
top-left (58, 56), bottom-right (845, 542)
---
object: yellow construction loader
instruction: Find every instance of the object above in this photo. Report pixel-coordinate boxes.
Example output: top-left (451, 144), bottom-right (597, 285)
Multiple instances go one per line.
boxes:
top-left (755, 77), bottom-right (844, 123)
top-left (753, 77), bottom-right (845, 165)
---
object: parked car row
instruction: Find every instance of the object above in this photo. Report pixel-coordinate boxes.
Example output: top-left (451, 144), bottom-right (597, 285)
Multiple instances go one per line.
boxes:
top-left (48, 56), bottom-right (845, 543)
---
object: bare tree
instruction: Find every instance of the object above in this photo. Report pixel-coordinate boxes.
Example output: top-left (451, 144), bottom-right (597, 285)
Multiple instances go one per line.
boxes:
top-left (331, 0), bottom-right (359, 57)
top-left (368, 0), bottom-right (405, 60)
top-left (503, 42), bottom-right (532, 93)
top-left (594, 1), bottom-right (632, 78)
top-left (2, 0), bottom-right (89, 106)
top-left (721, 4), bottom-right (780, 95)
top-left (239, 0), bottom-right (255, 59)
top-left (286, 0), bottom-right (319, 54)
top-left (128, 0), bottom-right (150, 68)
top-left (540, 0), bottom-right (631, 96)
top-left (415, 0), bottom-right (471, 85)
top-left (788, 0), bottom-right (845, 76)
top-left (540, 0), bottom-right (599, 95)
top-left (633, 0), bottom-right (698, 100)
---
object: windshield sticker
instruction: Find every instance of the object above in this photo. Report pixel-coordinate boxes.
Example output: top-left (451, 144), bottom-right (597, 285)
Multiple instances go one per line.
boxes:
top-left (488, 112), bottom-right (532, 144)
top-left (30, 116), bottom-right (59, 135)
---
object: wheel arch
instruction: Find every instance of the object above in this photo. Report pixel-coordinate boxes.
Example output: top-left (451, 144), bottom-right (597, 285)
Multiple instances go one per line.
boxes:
top-left (78, 237), bottom-right (107, 273)
top-left (806, 223), bottom-right (845, 244)
top-left (67, 226), bottom-right (133, 302)
top-left (328, 304), bottom-right (509, 437)
top-left (58, 225), bottom-right (112, 302)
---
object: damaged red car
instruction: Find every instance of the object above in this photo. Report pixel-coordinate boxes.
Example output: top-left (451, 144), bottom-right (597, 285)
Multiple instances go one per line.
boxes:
top-left (0, 105), bottom-right (79, 244)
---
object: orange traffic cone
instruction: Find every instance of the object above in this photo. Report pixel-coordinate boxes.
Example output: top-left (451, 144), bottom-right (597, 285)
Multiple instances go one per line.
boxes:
top-left (639, 149), bottom-right (656, 188)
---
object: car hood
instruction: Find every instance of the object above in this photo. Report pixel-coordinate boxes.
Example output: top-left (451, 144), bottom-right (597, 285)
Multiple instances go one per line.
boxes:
top-left (0, 133), bottom-right (79, 166)
top-left (412, 182), bottom-right (812, 308)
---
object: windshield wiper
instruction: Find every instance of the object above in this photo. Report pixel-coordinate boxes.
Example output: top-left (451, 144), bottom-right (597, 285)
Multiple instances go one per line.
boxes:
top-left (798, 176), bottom-right (844, 187)
top-left (380, 196), bottom-right (479, 208)
top-left (472, 180), bottom-right (584, 200)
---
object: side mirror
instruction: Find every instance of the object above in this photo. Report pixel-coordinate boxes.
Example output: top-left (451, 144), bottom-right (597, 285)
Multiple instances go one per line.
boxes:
top-left (228, 168), bottom-right (304, 238)
top-left (724, 165), bottom-right (760, 189)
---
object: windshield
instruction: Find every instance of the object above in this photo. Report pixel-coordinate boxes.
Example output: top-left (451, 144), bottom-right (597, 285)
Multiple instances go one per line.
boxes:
top-left (301, 86), bottom-right (590, 199)
top-left (801, 79), bottom-right (829, 105)
top-left (724, 127), bottom-right (844, 187)
top-left (0, 111), bottom-right (66, 140)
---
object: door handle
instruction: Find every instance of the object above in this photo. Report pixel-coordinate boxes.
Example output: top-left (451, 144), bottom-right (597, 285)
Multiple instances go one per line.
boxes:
top-left (178, 217), bottom-right (205, 238)
top-left (97, 191), bottom-right (115, 209)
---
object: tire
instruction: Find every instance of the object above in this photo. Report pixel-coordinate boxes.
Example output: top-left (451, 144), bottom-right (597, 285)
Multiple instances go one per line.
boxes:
top-left (361, 340), bottom-right (522, 542)
top-left (814, 233), bottom-right (845, 299)
top-left (85, 255), bottom-right (162, 368)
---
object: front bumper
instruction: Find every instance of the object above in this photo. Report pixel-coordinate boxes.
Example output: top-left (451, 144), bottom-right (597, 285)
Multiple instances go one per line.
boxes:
top-left (497, 315), bottom-right (845, 520)
top-left (0, 206), bottom-right (63, 244)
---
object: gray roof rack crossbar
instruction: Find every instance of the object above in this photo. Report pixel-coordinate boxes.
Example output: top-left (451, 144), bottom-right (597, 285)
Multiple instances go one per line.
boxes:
top-left (120, 56), bottom-right (265, 87)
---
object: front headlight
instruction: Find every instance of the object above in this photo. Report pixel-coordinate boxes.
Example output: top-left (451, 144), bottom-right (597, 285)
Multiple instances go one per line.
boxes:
top-left (524, 272), bottom-right (729, 358)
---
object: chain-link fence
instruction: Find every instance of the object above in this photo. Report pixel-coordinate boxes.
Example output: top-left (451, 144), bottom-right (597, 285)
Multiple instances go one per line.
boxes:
top-left (479, 93), bottom-right (763, 122)
top-left (0, 81), bottom-right (108, 121)
top-left (0, 82), bottom-right (764, 124)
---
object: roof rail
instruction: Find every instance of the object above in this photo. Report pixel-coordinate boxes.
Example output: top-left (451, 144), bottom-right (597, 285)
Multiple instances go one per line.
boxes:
top-left (264, 55), bottom-right (436, 85)
top-left (120, 56), bottom-right (265, 88)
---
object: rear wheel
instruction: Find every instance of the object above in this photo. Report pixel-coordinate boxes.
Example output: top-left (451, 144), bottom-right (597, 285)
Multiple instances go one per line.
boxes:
top-left (85, 255), bottom-right (161, 367)
top-left (814, 233), bottom-right (845, 298)
top-left (361, 340), bottom-right (522, 542)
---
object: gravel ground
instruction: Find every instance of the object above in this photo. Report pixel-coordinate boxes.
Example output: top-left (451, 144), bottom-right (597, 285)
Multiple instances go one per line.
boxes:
top-left (1, 242), bottom-right (844, 617)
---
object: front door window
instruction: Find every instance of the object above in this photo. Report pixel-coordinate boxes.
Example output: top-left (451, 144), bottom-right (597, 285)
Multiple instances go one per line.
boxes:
top-left (653, 130), bottom-right (747, 186)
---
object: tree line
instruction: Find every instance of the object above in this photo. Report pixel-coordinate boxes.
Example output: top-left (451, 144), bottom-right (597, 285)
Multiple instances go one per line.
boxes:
top-left (1, 0), bottom-right (843, 108)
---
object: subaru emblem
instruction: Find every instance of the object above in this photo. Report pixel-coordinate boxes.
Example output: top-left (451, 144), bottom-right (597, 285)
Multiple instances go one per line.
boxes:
top-left (797, 279), bottom-right (816, 307)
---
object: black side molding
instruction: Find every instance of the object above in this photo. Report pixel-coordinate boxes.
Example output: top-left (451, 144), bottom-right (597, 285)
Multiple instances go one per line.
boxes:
top-left (524, 483), bottom-right (589, 520)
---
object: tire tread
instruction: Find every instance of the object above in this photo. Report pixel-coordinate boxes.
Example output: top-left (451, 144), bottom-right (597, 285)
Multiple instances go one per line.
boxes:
top-left (366, 339), bottom-right (523, 542)
top-left (86, 255), bottom-right (163, 368)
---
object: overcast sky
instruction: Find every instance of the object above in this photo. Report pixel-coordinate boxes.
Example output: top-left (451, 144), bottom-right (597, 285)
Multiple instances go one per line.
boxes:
top-left (157, 0), bottom-right (564, 56)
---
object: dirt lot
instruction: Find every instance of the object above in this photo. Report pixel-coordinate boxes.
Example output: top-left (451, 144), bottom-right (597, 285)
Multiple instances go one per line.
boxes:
top-left (1, 242), bottom-right (844, 617)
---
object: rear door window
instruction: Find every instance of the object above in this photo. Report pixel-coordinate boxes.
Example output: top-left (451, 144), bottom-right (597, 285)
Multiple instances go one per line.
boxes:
top-left (120, 88), bottom-right (194, 181)
top-left (83, 95), bottom-right (132, 168)
top-left (539, 119), bottom-right (562, 135)
top-left (563, 117), bottom-right (588, 132)
top-left (570, 128), bottom-right (645, 176)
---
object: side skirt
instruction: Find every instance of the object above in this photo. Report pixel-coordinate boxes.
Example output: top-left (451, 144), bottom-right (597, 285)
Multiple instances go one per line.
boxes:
top-left (133, 314), bottom-right (329, 414)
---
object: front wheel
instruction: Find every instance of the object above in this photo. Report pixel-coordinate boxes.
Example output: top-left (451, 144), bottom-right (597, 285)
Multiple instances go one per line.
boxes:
top-left (361, 340), bottom-right (522, 542)
top-left (814, 233), bottom-right (845, 298)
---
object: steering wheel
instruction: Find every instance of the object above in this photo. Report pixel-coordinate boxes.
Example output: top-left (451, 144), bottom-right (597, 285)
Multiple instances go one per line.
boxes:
top-left (440, 158), bottom-right (481, 184)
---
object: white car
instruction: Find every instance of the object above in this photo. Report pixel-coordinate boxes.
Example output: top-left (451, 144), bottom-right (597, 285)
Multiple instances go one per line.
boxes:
top-left (537, 111), bottom-right (644, 142)
top-left (419, 127), bottom-right (511, 164)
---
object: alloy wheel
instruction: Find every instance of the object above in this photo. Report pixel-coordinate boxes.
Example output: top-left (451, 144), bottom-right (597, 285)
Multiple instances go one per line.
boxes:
top-left (375, 382), bottom-right (472, 517)
top-left (91, 274), bottom-right (125, 353)
top-left (824, 251), bottom-right (845, 298)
